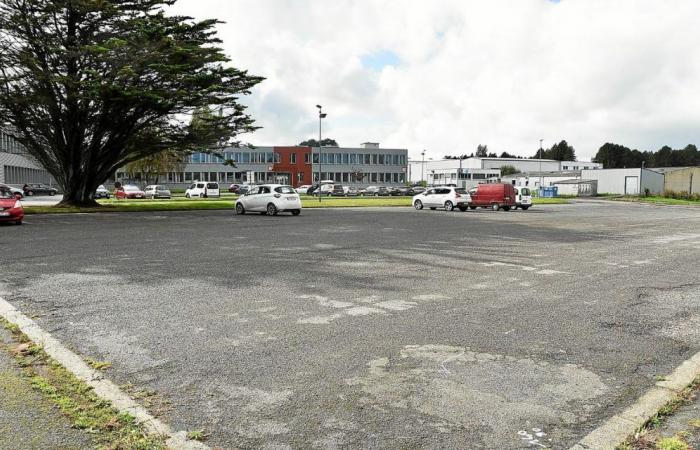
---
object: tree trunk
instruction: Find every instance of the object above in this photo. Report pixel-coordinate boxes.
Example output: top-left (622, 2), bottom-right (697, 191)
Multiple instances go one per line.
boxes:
top-left (57, 175), bottom-right (100, 207)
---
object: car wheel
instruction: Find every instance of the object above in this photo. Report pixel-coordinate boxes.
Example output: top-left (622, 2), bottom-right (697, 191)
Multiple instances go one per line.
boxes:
top-left (503, 206), bottom-right (511, 211)
top-left (267, 203), bottom-right (278, 216)
top-left (291, 209), bottom-right (301, 216)
top-left (444, 201), bottom-right (454, 211)
top-left (15, 220), bottom-right (22, 225)
top-left (512, 205), bottom-right (518, 210)
top-left (235, 203), bottom-right (245, 215)
top-left (414, 200), bottom-right (423, 210)
top-left (469, 206), bottom-right (476, 210)
top-left (521, 206), bottom-right (530, 210)
top-left (458, 206), bottom-right (467, 212)
top-left (430, 207), bottom-right (436, 210)
top-left (185, 193), bottom-right (190, 198)
top-left (492, 203), bottom-right (500, 211)
top-left (374, 193), bottom-right (379, 197)
top-left (49, 191), bottom-right (55, 196)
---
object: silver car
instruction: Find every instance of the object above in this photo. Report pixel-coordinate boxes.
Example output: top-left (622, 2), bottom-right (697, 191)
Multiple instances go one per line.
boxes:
top-left (144, 185), bottom-right (172, 199)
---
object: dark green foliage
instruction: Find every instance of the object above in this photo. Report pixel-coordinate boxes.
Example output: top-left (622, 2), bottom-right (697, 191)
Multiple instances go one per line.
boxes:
top-left (500, 165), bottom-right (520, 176)
top-left (593, 143), bottom-right (699, 168)
top-left (533, 140), bottom-right (576, 161)
top-left (299, 138), bottom-right (338, 147)
top-left (0, 0), bottom-right (263, 205)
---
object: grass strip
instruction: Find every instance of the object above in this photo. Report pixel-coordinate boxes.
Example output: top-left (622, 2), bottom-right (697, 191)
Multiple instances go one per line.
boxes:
top-left (612, 196), bottom-right (700, 206)
top-left (617, 374), bottom-right (700, 450)
top-left (0, 318), bottom-right (165, 449)
top-left (24, 195), bottom-right (568, 214)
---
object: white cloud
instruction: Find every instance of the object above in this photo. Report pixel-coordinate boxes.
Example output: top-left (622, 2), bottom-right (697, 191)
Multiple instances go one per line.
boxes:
top-left (170, 0), bottom-right (700, 160)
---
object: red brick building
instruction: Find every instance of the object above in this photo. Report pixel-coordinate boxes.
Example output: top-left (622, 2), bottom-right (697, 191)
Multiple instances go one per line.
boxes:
top-left (272, 146), bottom-right (313, 187)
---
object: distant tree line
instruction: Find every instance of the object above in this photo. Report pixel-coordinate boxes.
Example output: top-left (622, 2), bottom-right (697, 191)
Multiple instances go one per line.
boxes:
top-left (593, 143), bottom-right (699, 168)
top-left (444, 142), bottom-right (574, 161)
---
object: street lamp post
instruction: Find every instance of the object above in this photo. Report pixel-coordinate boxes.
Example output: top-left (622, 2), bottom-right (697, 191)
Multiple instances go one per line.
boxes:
top-left (421, 150), bottom-right (426, 185)
top-left (539, 139), bottom-right (544, 194)
top-left (316, 105), bottom-right (327, 203)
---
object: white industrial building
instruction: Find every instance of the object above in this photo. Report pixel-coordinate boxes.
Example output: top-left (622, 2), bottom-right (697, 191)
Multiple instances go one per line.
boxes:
top-left (581, 168), bottom-right (664, 195)
top-left (407, 157), bottom-right (601, 187)
top-left (501, 171), bottom-right (584, 190)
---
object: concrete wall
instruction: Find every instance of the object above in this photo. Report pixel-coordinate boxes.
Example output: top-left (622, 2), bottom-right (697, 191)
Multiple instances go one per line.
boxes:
top-left (663, 167), bottom-right (700, 194)
top-left (581, 168), bottom-right (664, 195)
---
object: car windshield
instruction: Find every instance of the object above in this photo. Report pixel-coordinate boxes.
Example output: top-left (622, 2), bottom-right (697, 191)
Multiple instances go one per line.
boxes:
top-left (98, 185), bottom-right (106, 190)
top-left (0, 187), bottom-right (14, 199)
top-left (124, 186), bottom-right (139, 192)
top-left (520, 188), bottom-right (531, 195)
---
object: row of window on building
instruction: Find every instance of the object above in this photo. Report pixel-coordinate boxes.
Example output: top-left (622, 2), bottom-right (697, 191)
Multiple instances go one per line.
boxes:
top-left (116, 170), bottom-right (407, 185)
top-left (0, 131), bottom-right (26, 154)
top-left (3, 165), bottom-right (52, 184)
top-left (188, 151), bottom-right (407, 166)
top-left (315, 171), bottom-right (406, 184)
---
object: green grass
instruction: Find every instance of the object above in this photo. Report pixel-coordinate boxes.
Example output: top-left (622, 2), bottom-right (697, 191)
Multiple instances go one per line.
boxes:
top-left (614, 196), bottom-right (700, 206)
top-left (23, 194), bottom-right (569, 214)
top-left (0, 317), bottom-right (165, 449)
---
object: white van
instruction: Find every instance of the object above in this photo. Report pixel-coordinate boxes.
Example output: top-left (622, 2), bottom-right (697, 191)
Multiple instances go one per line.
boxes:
top-left (513, 186), bottom-right (532, 210)
top-left (185, 181), bottom-right (220, 198)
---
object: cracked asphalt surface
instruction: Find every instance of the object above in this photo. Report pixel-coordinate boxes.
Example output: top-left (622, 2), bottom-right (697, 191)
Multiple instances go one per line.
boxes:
top-left (1, 201), bottom-right (699, 449)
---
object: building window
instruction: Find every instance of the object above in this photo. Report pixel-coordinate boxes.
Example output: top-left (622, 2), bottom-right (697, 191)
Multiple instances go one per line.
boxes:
top-left (372, 154), bottom-right (378, 165)
top-left (342, 172), bottom-right (349, 182)
top-left (343, 153), bottom-right (349, 164)
top-left (349, 154), bottom-right (356, 164)
top-left (274, 153), bottom-right (281, 163)
top-left (313, 153), bottom-right (319, 164)
top-left (297, 172), bottom-right (304, 183)
top-left (378, 155), bottom-right (384, 165)
top-left (304, 153), bottom-right (310, 164)
top-left (393, 155), bottom-right (399, 165)
top-left (371, 173), bottom-right (377, 182)
top-left (290, 153), bottom-right (297, 164)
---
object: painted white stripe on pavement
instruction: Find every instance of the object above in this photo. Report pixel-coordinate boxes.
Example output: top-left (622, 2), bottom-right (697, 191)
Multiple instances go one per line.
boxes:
top-left (0, 296), bottom-right (210, 450)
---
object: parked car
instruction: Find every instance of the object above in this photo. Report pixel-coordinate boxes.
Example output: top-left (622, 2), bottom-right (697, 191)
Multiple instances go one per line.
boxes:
top-left (144, 185), bottom-right (171, 199)
top-left (23, 183), bottom-right (58, 196)
top-left (237, 185), bottom-right (251, 195)
top-left (406, 186), bottom-right (426, 196)
top-left (0, 186), bottom-right (24, 225)
top-left (94, 185), bottom-right (110, 199)
top-left (0, 184), bottom-right (24, 199)
top-left (235, 184), bottom-right (302, 216)
top-left (295, 185), bottom-right (312, 195)
top-left (115, 185), bottom-right (145, 199)
top-left (467, 183), bottom-right (517, 211)
top-left (513, 186), bottom-right (532, 210)
top-left (377, 186), bottom-right (392, 196)
top-left (346, 186), bottom-right (360, 196)
top-left (331, 185), bottom-right (346, 196)
top-left (185, 181), bottom-right (220, 198)
top-left (412, 187), bottom-right (471, 211)
top-left (390, 187), bottom-right (409, 196)
top-left (229, 184), bottom-right (241, 193)
top-left (363, 186), bottom-right (380, 196)
top-left (312, 184), bottom-right (334, 196)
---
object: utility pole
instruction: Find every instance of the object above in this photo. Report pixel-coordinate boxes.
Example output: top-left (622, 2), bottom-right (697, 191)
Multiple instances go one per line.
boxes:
top-left (539, 139), bottom-right (544, 194)
top-left (421, 149), bottom-right (426, 185)
top-left (316, 105), bottom-right (327, 203)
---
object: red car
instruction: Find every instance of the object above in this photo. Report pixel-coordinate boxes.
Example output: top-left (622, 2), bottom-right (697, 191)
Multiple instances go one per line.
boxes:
top-left (468, 183), bottom-right (517, 211)
top-left (115, 185), bottom-right (145, 199)
top-left (0, 186), bottom-right (24, 225)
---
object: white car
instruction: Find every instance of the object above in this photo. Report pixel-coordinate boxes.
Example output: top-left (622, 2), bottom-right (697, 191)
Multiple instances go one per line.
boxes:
top-left (412, 187), bottom-right (471, 211)
top-left (185, 181), bottom-right (220, 198)
top-left (296, 185), bottom-right (312, 195)
top-left (235, 184), bottom-right (302, 216)
top-left (513, 186), bottom-right (532, 210)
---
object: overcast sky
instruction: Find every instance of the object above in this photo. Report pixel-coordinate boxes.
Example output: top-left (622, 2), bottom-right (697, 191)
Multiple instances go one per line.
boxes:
top-left (170, 0), bottom-right (700, 161)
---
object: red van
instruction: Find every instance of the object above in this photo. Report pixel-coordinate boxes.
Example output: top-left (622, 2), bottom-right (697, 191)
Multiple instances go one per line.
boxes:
top-left (468, 183), bottom-right (517, 211)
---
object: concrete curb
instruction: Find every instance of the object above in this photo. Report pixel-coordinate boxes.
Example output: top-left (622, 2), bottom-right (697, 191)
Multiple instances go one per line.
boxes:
top-left (0, 296), bottom-right (210, 450)
top-left (570, 351), bottom-right (700, 450)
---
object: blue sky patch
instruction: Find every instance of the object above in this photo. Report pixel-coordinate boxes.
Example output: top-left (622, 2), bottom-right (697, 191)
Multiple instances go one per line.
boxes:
top-left (360, 49), bottom-right (401, 71)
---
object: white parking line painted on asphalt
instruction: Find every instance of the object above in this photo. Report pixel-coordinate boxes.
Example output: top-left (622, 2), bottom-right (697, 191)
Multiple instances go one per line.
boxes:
top-left (569, 350), bottom-right (700, 450)
top-left (0, 295), bottom-right (210, 450)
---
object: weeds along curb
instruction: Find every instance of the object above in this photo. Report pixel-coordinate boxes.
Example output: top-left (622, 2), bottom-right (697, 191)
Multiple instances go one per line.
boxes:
top-left (570, 351), bottom-right (700, 450)
top-left (0, 296), bottom-right (210, 450)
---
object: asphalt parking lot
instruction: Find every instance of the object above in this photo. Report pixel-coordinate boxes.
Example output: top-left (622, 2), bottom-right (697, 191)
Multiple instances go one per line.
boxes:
top-left (1, 202), bottom-right (700, 449)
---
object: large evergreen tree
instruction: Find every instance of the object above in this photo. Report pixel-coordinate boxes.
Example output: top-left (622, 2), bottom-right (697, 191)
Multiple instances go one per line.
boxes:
top-left (0, 0), bottom-right (263, 206)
